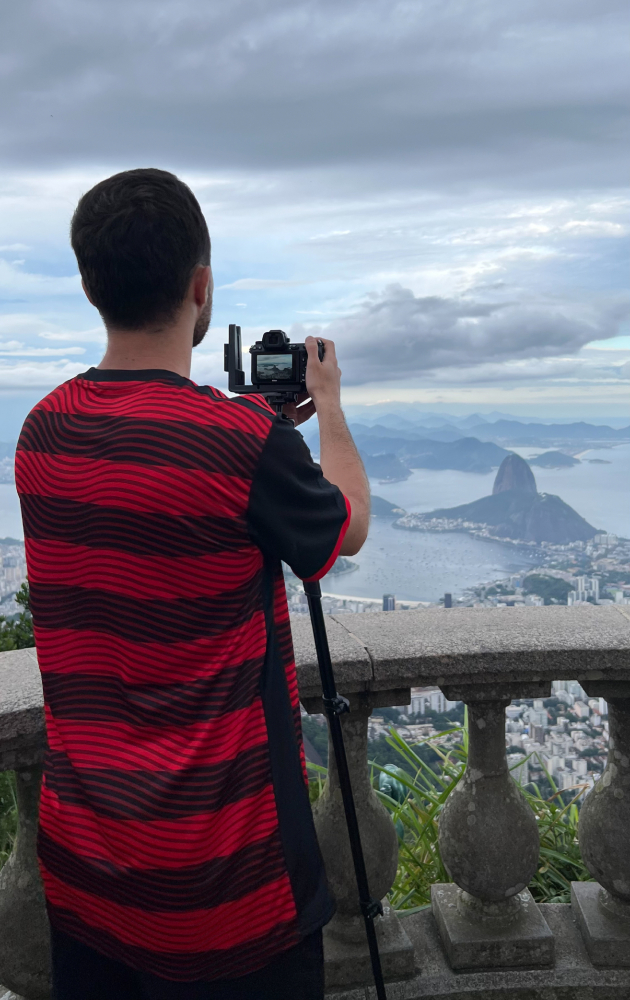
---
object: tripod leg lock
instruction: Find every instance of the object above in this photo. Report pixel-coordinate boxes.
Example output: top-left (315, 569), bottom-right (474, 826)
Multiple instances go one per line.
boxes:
top-left (322, 693), bottom-right (350, 716)
top-left (361, 897), bottom-right (385, 922)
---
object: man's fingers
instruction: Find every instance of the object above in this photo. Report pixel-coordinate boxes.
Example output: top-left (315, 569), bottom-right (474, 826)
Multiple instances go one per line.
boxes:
top-left (305, 336), bottom-right (321, 361)
top-left (306, 335), bottom-right (337, 365)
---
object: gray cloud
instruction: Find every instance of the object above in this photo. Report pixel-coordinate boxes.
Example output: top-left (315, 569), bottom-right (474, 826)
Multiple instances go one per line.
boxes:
top-left (296, 285), bottom-right (630, 384)
top-left (0, 0), bottom-right (627, 191)
top-left (0, 0), bottom-right (627, 418)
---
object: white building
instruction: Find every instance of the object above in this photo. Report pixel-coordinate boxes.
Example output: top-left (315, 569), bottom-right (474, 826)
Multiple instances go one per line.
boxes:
top-left (588, 697), bottom-right (608, 717)
top-left (594, 533), bottom-right (618, 547)
top-left (509, 754), bottom-right (529, 786)
top-left (573, 701), bottom-right (591, 719)
top-left (571, 576), bottom-right (600, 603)
top-left (410, 687), bottom-right (459, 716)
top-left (528, 699), bottom-right (548, 729)
top-left (556, 769), bottom-right (579, 791)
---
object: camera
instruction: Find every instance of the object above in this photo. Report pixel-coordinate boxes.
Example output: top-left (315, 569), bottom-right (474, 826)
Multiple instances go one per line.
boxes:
top-left (224, 325), bottom-right (324, 407)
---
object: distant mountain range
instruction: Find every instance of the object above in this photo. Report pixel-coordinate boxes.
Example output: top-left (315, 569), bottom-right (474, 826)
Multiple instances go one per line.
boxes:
top-left (3, 408), bottom-right (630, 488)
top-left (466, 420), bottom-right (630, 445)
top-left (342, 406), bottom-right (630, 430)
top-left (349, 418), bottom-right (630, 446)
top-left (397, 454), bottom-right (599, 545)
top-left (297, 412), bottom-right (630, 480)
top-left (358, 436), bottom-right (511, 479)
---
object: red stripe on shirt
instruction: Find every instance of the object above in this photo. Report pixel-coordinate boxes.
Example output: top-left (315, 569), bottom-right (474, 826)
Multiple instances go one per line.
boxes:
top-left (26, 540), bottom-right (262, 601)
top-left (17, 453), bottom-right (251, 519)
top-left (33, 616), bottom-right (268, 682)
top-left (46, 702), bottom-right (268, 770)
top-left (40, 784), bottom-right (281, 869)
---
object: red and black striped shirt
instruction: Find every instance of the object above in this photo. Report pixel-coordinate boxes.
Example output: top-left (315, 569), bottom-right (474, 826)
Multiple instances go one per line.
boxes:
top-left (15, 367), bottom-right (349, 982)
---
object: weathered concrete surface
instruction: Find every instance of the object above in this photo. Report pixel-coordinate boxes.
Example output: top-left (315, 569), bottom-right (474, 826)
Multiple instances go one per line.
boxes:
top-left (0, 769), bottom-right (51, 1000)
top-left (313, 700), bottom-right (399, 914)
top-left (327, 904), bottom-right (630, 998)
top-left (311, 698), bottom-right (414, 987)
top-left (324, 902), bottom-right (415, 989)
top-left (437, 700), bottom-right (540, 904)
top-left (578, 697), bottom-right (630, 906)
top-left (431, 886), bottom-right (553, 971)
top-left (572, 882), bottom-right (630, 968)
top-left (0, 650), bottom-right (45, 771)
top-left (291, 615), bottom-right (373, 699)
top-left (295, 605), bottom-right (630, 702)
top-left (3, 608), bottom-right (630, 998)
top-left (3, 605), bottom-right (630, 725)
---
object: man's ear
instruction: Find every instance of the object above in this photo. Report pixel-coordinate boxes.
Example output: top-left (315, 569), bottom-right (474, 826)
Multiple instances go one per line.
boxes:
top-left (81, 279), bottom-right (96, 307)
top-left (191, 266), bottom-right (211, 309)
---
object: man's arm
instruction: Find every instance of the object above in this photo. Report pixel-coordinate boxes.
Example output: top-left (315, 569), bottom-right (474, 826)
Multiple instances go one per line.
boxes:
top-left (304, 336), bottom-right (370, 556)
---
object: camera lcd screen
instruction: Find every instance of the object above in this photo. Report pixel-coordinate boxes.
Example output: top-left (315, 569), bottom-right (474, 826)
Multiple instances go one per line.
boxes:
top-left (255, 353), bottom-right (295, 381)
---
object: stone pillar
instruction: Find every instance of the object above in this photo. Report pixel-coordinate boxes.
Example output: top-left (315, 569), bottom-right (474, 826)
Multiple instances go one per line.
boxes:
top-left (572, 683), bottom-right (630, 966)
top-left (302, 689), bottom-right (415, 989)
top-left (431, 683), bottom-right (554, 971)
top-left (0, 767), bottom-right (51, 1000)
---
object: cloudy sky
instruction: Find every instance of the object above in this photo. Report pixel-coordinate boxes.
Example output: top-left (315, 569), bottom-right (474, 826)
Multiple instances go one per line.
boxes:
top-left (1, 0), bottom-right (628, 436)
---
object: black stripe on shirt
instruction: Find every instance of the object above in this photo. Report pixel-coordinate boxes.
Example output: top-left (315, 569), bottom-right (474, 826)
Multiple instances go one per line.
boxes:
top-left (18, 411), bottom-right (263, 479)
top-left (42, 659), bottom-right (262, 726)
top-left (44, 746), bottom-right (272, 821)
top-left (21, 495), bottom-right (250, 557)
top-left (30, 579), bottom-right (261, 643)
top-left (39, 827), bottom-right (287, 912)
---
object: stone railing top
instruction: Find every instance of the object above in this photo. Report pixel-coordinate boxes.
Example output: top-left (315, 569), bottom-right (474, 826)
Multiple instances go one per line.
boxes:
top-left (0, 646), bottom-right (43, 771)
top-left (2, 605), bottom-right (630, 767)
top-left (292, 604), bottom-right (630, 701)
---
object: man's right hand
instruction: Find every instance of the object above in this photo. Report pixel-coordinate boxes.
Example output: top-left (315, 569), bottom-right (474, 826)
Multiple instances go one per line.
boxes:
top-left (303, 335), bottom-right (369, 557)
top-left (305, 336), bottom-right (341, 410)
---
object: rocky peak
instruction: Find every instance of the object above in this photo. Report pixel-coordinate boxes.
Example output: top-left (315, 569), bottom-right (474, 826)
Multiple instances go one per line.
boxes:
top-left (492, 453), bottom-right (537, 495)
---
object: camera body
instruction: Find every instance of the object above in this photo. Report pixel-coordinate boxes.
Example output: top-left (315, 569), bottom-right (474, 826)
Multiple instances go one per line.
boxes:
top-left (224, 325), bottom-right (323, 406)
top-left (250, 329), bottom-right (312, 389)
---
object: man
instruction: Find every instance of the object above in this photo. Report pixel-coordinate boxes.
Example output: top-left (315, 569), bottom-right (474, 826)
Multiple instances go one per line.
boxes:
top-left (15, 168), bottom-right (370, 1000)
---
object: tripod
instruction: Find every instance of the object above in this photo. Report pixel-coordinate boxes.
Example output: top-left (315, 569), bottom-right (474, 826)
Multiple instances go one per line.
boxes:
top-left (265, 395), bottom-right (388, 997)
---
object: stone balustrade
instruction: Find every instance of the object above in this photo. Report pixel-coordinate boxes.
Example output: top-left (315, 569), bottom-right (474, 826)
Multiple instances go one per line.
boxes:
top-left (2, 605), bottom-right (630, 999)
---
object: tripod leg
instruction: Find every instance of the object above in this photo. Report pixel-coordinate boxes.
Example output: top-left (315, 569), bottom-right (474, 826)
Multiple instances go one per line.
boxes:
top-left (303, 580), bottom-right (388, 1000)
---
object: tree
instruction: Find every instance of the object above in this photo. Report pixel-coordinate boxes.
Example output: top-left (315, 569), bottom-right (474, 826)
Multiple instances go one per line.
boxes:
top-left (523, 574), bottom-right (572, 605)
top-left (0, 582), bottom-right (34, 651)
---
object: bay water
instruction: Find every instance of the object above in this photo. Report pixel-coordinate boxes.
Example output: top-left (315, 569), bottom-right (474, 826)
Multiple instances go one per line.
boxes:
top-left (1, 443), bottom-right (628, 604)
top-left (323, 443), bottom-right (630, 603)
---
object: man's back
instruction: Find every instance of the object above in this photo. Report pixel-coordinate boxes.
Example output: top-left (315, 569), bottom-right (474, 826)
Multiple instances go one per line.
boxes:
top-left (16, 366), bottom-right (347, 981)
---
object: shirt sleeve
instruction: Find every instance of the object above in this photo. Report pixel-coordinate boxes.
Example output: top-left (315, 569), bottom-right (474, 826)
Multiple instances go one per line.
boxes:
top-left (247, 414), bottom-right (351, 581)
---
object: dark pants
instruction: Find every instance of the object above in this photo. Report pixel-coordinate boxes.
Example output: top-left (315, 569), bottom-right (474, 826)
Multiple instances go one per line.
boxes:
top-left (51, 925), bottom-right (325, 1000)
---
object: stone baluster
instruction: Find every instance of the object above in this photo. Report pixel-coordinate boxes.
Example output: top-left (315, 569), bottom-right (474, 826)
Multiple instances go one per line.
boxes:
top-left (0, 766), bottom-right (51, 1000)
top-left (301, 689), bottom-right (415, 989)
top-left (572, 682), bottom-right (630, 966)
top-left (431, 683), bottom-right (554, 971)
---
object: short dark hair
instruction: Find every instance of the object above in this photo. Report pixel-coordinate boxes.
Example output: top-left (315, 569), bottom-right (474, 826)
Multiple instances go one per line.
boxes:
top-left (71, 168), bottom-right (210, 330)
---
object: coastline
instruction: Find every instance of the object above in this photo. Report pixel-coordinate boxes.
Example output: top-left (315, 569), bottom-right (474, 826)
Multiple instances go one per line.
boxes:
top-left (392, 517), bottom-right (544, 553)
